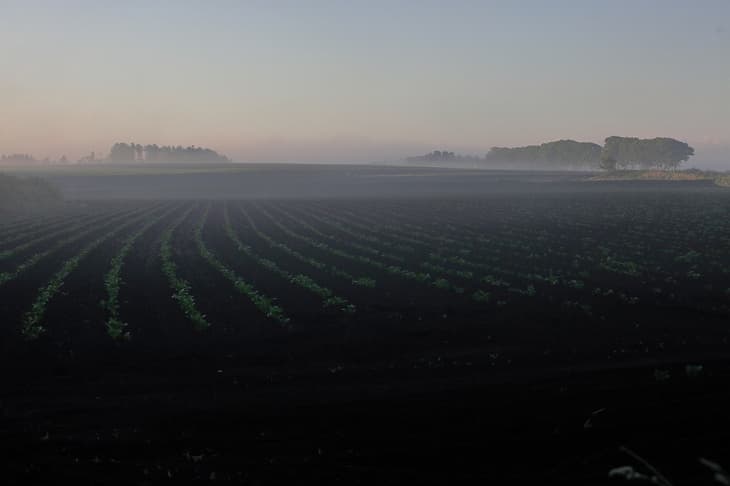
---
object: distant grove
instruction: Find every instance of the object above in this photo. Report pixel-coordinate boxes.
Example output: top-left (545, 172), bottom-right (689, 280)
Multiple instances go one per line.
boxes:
top-left (0, 143), bottom-right (231, 165)
top-left (408, 136), bottom-right (695, 170)
top-left (108, 143), bottom-right (230, 164)
top-left (1, 137), bottom-right (695, 170)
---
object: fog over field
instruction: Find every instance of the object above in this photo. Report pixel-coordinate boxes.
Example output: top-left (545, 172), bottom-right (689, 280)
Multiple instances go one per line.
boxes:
top-left (1, 2), bottom-right (729, 485)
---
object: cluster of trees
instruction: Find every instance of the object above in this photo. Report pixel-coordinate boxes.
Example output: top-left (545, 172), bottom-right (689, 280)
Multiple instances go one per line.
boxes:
top-left (0, 174), bottom-right (62, 212)
top-left (599, 137), bottom-right (694, 170)
top-left (1, 154), bottom-right (39, 164)
top-left (485, 140), bottom-right (602, 168)
top-left (406, 150), bottom-right (481, 163)
top-left (2, 143), bottom-right (230, 165)
top-left (406, 137), bottom-right (694, 170)
top-left (1, 153), bottom-right (94, 165)
top-left (108, 143), bottom-right (230, 164)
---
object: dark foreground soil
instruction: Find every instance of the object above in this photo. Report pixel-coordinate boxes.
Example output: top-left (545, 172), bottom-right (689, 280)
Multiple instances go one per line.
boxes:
top-left (2, 319), bottom-right (730, 485)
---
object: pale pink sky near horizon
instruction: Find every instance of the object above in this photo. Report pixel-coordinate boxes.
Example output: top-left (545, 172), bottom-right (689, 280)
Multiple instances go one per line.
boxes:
top-left (1, 1), bottom-right (728, 167)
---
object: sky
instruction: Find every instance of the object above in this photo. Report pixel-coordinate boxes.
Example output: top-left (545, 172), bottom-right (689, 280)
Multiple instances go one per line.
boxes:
top-left (1, 0), bottom-right (729, 167)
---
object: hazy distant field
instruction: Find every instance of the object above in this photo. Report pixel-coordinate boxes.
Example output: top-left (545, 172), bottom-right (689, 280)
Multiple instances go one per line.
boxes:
top-left (4, 162), bottom-right (722, 200)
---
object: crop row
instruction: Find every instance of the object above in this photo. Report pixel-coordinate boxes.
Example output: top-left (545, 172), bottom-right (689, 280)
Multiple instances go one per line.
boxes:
top-left (312, 203), bottom-right (650, 283)
top-left (319, 200), bottom-right (727, 302)
top-left (294, 204), bottom-right (647, 308)
top-left (286, 205), bottom-right (521, 291)
top-left (194, 205), bottom-right (289, 324)
top-left (160, 205), bottom-right (211, 331)
top-left (313, 207), bottom-right (559, 298)
top-left (305, 204), bottom-right (431, 250)
top-left (376, 199), bottom-right (728, 266)
top-left (102, 204), bottom-right (181, 340)
top-left (0, 211), bottom-right (84, 249)
top-left (21, 206), bottom-right (165, 339)
top-left (287, 205), bottom-right (414, 256)
top-left (0, 205), bottom-right (150, 288)
top-left (0, 210), bottom-right (117, 262)
top-left (236, 205), bottom-right (375, 288)
top-left (276, 205), bottom-right (406, 264)
top-left (0, 211), bottom-right (65, 239)
top-left (226, 205), bottom-right (355, 313)
top-left (257, 204), bottom-right (466, 294)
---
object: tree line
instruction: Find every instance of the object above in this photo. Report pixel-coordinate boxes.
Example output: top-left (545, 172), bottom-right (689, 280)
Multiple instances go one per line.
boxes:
top-left (407, 137), bottom-right (694, 170)
top-left (1, 153), bottom-right (91, 165)
top-left (108, 143), bottom-right (230, 163)
top-left (599, 137), bottom-right (694, 170)
top-left (406, 151), bottom-right (482, 163)
top-left (1, 143), bottom-right (231, 165)
top-left (485, 140), bottom-right (602, 168)
top-left (1, 154), bottom-right (41, 164)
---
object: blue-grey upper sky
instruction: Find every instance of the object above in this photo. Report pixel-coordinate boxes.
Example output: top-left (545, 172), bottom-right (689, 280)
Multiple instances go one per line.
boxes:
top-left (1, 0), bottom-right (728, 165)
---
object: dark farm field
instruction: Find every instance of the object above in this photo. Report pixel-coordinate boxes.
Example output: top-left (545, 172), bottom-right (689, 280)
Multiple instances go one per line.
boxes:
top-left (1, 167), bottom-right (729, 484)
